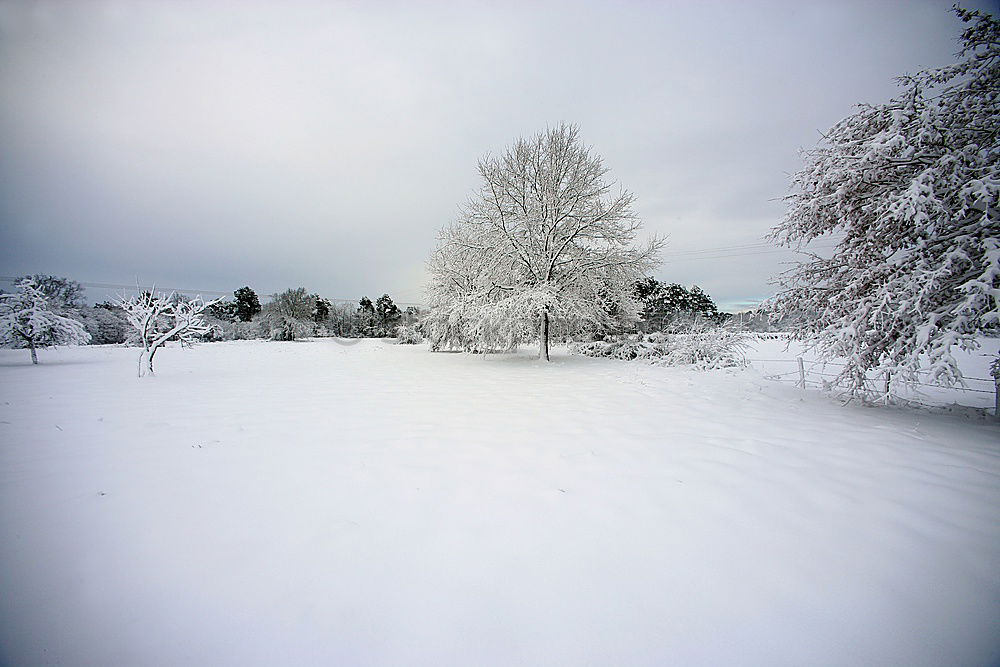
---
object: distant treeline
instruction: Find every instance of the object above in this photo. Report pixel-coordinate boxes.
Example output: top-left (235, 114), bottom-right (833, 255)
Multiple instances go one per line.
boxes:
top-left (3, 274), bottom-right (797, 348)
top-left (4, 275), bottom-right (420, 344)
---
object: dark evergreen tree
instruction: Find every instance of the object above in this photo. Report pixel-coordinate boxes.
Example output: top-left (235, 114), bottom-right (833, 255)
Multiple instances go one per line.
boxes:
top-left (312, 297), bottom-right (331, 324)
top-left (633, 277), bottom-right (664, 324)
top-left (633, 278), bottom-right (722, 329)
top-left (234, 286), bottom-right (262, 322)
top-left (633, 277), bottom-right (661, 304)
top-left (687, 286), bottom-right (719, 318)
top-left (659, 283), bottom-right (694, 314)
top-left (208, 300), bottom-right (239, 322)
top-left (375, 294), bottom-right (402, 336)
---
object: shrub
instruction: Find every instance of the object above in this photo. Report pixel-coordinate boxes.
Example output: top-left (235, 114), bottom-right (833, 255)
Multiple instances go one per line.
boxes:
top-left (266, 314), bottom-right (312, 341)
top-left (571, 323), bottom-right (748, 370)
top-left (396, 324), bottom-right (424, 345)
top-left (72, 306), bottom-right (130, 345)
top-left (225, 320), bottom-right (265, 341)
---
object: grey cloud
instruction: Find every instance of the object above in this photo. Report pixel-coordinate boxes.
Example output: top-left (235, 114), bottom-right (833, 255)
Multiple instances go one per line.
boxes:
top-left (1, 0), bottom-right (990, 310)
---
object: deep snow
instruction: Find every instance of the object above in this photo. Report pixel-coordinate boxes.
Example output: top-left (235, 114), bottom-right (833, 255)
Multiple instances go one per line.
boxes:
top-left (1, 339), bottom-right (998, 666)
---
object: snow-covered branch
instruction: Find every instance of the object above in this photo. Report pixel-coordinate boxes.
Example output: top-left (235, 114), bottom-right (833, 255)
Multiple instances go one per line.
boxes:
top-left (767, 7), bottom-right (999, 396)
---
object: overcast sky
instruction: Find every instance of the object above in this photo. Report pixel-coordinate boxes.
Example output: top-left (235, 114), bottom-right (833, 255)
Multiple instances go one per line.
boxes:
top-left (1, 0), bottom-right (995, 310)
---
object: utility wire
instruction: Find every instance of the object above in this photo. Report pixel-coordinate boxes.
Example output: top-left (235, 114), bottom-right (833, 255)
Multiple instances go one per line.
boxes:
top-left (665, 246), bottom-right (837, 262)
top-left (0, 276), bottom-right (426, 308)
top-left (0, 239), bottom-right (839, 302)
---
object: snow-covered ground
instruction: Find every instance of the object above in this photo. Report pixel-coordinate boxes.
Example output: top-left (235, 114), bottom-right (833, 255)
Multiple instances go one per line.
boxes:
top-left (1, 339), bottom-right (998, 666)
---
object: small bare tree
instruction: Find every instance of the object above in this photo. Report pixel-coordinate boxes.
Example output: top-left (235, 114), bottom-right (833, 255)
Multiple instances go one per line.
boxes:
top-left (118, 289), bottom-right (217, 376)
top-left (426, 124), bottom-right (662, 359)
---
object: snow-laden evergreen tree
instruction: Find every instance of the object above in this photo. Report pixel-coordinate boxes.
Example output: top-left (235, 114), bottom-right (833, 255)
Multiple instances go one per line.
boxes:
top-left (633, 279), bottom-right (721, 331)
top-left (426, 124), bottom-right (661, 359)
top-left (687, 286), bottom-right (719, 319)
top-left (312, 296), bottom-right (332, 324)
top-left (357, 296), bottom-right (376, 336)
top-left (208, 300), bottom-right (239, 322)
top-left (769, 7), bottom-right (999, 394)
top-left (0, 279), bottom-right (91, 363)
top-left (118, 289), bottom-right (217, 376)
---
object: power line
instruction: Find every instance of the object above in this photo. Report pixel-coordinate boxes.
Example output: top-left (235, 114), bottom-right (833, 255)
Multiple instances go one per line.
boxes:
top-left (664, 241), bottom-right (774, 256)
top-left (0, 277), bottom-right (427, 308)
top-left (1, 239), bottom-right (837, 302)
top-left (662, 240), bottom-right (837, 257)
top-left (0, 277), bottom-right (232, 297)
top-left (664, 246), bottom-right (837, 262)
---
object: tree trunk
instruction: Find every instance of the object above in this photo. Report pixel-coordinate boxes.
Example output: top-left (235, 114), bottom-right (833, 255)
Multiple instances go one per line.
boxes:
top-left (538, 310), bottom-right (550, 361)
top-left (146, 345), bottom-right (159, 376)
top-left (29, 341), bottom-right (37, 365)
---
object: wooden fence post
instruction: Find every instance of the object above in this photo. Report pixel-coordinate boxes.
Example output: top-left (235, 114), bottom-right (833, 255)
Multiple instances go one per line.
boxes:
top-left (797, 357), bottom-right (805, 390)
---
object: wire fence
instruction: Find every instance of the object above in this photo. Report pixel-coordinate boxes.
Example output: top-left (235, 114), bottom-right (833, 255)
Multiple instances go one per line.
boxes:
top-left (747, 355), bottom-right (999, 416)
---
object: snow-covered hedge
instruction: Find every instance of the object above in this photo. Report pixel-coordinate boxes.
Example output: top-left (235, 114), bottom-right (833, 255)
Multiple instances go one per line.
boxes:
top-left (572, 333), bottom-right (673, 361)
top-left (396, 325), bottom-right (424, 345)
top-left (70, 307), bottom-right (130, 345)
top-left (572, 327), bottom-right (748, 370)
top-left (266, 315), bottom-right (312, 342)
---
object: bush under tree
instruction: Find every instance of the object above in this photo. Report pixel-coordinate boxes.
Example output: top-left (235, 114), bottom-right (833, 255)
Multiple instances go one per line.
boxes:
top-left (395, 324), bottom-right (424, 344)
top-left (572, 321), bottom-right (748, 370)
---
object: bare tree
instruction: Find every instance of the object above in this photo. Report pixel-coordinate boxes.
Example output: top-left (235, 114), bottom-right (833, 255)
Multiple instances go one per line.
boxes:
top-left (426, 124), bottom-right (661, 359)
top-left (262, 287), bottom-right (314, 341)
top-left (118, 289), bottom-right (217, 376)
top-left (15, 274), bottom-right (85, 310)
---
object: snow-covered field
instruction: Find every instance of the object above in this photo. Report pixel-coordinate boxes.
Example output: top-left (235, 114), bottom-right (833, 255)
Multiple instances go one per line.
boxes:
top-left (1, 339), bottom-right (998, 666)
